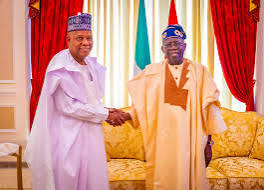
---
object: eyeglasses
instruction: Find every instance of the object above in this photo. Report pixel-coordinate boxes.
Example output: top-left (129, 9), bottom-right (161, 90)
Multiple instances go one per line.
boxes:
top-left (75, 36), bottom-right (93, 42)
top-left (163, 41), bottom-right (184, 48)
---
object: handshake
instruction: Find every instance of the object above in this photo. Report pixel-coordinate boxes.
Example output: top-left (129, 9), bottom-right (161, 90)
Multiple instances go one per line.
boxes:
top-left (105, 108), bottom-right (131, 126)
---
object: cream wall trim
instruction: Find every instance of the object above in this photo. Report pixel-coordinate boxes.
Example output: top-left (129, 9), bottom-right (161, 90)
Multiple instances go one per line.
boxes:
top-left (0, 0), bottom-right (16, 83)
top-left (0, 104), bottom-right (16, 133)
top-left (0, 88), bottom-right (16, 98)
top-left (0, 80), bottom-right (16, 84)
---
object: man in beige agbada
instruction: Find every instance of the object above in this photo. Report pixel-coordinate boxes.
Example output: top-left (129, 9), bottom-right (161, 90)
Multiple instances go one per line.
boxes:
top-left (123, 25), bottom-right (227, 189)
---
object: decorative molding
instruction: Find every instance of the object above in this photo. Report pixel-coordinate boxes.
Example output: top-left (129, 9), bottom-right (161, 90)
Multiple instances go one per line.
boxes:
top-left (11, 0), bottom-right (16, 83)
top-left (0, 0), bottom-right (16, 83)
top-left (0, 104), bottom-right (16, 132)
top-left (0, 89), bottom-right (16, 98)
top-left (0, 80), bottom-right (16, 84)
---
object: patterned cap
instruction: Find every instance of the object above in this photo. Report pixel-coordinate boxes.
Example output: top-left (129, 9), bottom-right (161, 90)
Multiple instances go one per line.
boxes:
top-left (162, 24), bottom-right (186, 40)
top-left (67, 13), bottom-right (92, 32)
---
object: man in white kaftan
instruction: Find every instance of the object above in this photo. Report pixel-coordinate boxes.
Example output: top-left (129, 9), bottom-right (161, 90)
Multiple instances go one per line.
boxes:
top-left (24, 13), bottom-right (125, 190)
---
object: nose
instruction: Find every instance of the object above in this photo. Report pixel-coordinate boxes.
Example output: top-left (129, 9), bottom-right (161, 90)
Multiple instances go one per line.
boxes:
top-left (82, 38), bottom-right (89, 45)
top-left (170, 44), bottom-right (177, 49)
top-left (82, 37), bottom-right (93, 45)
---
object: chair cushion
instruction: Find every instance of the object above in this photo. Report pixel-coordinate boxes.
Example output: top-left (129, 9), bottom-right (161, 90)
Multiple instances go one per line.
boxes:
top-left (0, 143), bottom-right (19, 157)
top-left (103, 107), bottom-right (145, 160)
top-left (107, 158), bottom-right (264, 190)
top-left (107, 159), bottom-right (145, 181)
top-left (212, 108), bottom-right (260, 159)
top-left (209, 157), bottom-right (264, 178)
top-left (206, 166), bottom-right (227, 179)
top-left (250, 119), bottom-right (264, 161)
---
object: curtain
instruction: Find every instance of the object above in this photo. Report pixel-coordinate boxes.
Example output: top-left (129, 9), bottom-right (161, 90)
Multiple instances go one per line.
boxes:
top-left (30, 0), bottom-right (83, 128)
top-left (85, 0), bottom-right (215, 107)
top-left (178, 0), bottom-right (237, 109)
top-left (84, 0), bottom-right (245, 111)
top-left (87, 0), bottom-right (145, 107)
top-left (210, 0), bottom-right (258, 111)
top-left (29, 0), bottom-right (40, 18)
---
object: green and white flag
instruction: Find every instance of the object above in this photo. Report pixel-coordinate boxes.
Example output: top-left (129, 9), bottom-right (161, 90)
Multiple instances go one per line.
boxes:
top-left (134, 0), bottom-right (151, 76)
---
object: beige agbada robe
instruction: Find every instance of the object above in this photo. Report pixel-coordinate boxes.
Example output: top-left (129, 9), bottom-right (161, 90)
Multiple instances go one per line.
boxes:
top-left (127, 59), bottom-right (226, 190)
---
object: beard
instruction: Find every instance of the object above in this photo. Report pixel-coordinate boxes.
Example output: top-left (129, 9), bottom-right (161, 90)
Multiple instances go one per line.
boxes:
top-left (167, 51), bottom-right (184, 65)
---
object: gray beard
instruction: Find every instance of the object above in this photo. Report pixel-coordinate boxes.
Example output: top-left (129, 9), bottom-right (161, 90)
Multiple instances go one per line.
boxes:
top-left (168, 57), bottom-right (184, 65)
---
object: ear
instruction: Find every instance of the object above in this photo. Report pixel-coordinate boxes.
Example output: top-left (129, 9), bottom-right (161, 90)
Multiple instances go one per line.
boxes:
top-left (183, 43), bottom-right (187, 51)
top-left (66, 34), bottom-right (71, 45)
top-left (161, 45), bottom-right (165, 54)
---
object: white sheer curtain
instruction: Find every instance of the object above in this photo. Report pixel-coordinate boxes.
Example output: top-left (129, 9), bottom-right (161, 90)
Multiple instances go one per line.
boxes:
top-left (83, 0), bottom-right (245, 111)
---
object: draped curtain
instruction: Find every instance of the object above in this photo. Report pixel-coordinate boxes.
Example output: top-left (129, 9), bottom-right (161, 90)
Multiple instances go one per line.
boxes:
top-left (29, 0), bottom-right (83, 128)
top-left (210, 0), bottom-right (259, 111)
top-left (29, 0), bottom-right (40, 18)
top-left (85, 0), bottom-right (227, 108)
top-left (86, 0), bottom-right (137, 107)
top-left (86, 0), bottom-right (136, 107)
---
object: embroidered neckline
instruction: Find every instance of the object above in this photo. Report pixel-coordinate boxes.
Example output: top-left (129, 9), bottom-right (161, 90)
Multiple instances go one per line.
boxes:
top-left (164, 60), bottom-right (190, 110)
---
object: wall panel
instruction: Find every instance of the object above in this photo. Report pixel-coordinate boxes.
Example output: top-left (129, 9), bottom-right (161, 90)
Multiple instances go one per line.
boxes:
top-left (0, 0), bottom-right (14, 82)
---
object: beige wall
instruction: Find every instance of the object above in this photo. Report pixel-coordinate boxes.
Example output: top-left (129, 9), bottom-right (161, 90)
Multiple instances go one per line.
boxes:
top-left (0, 107), bottom-right (15, 130)
top-left (0, 0), bottom-right (30, 145)
top-left (0, 0), bottom-right (14, 81)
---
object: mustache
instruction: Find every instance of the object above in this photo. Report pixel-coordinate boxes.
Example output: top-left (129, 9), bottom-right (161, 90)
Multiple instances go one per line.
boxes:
top-left (80, 47), bottom-right (91, 50)
top-left (169, 50), bottom-right (182, 54)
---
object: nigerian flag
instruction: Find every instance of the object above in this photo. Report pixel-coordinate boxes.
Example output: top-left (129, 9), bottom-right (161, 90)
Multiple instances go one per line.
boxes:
top-left (134, 0), bottom-right (151, 76)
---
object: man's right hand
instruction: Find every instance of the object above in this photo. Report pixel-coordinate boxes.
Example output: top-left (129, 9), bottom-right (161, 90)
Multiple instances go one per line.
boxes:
top-left (105, 109), bottom-right (124, 126)
top-left (105, 108), bottom-right (132, 126)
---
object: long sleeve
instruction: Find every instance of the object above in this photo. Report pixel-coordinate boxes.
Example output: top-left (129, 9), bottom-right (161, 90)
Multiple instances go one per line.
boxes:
top-left (53, 86), bottom-right (109, 123)
top-left (199, 65), bottom-right (227, 135)
top-left (128, 105), bottom-right (140, 128)
top-left (205, 103), bottom-right (227, 135)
